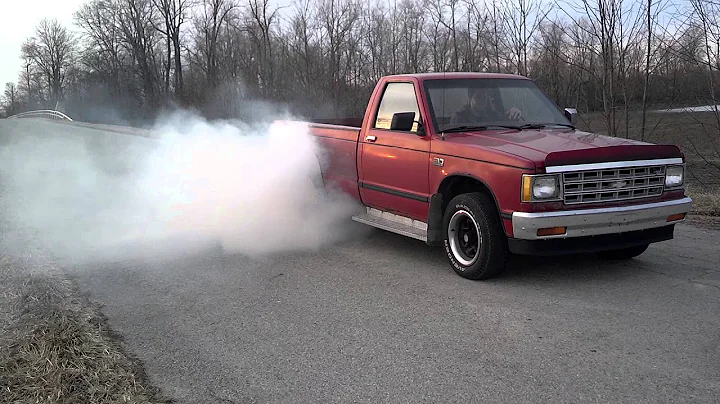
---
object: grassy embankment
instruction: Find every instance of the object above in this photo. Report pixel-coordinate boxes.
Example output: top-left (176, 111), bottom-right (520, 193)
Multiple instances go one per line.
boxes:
top-left (0, 251), bottom-right (170, 404)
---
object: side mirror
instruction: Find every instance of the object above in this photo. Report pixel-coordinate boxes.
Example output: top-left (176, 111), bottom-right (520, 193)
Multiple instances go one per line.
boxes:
top-left (390, 112), bottom-right (417, 132)
top-left (564, 108), bottom-right (577, 125)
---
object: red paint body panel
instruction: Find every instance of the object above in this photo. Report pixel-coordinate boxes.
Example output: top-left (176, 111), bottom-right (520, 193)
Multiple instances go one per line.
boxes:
top-left (310, 125), bottom-right (361, 201)
top-left (358, 131), bottom-right (431, 220)
top-left (436, 129), bottom-right (654, 169)
top-left (354, 76), bottom-right (432, 220)
top-left (542, 144), bottom-right (684, 168)
top-left (428, 157), bottom-right (531, 237)
top-left (284, 73), bottom-right (688, 240)
top-left (389, 72), bottom-right (529, 81)
top-left (430, 131), bottom-right (537, 169)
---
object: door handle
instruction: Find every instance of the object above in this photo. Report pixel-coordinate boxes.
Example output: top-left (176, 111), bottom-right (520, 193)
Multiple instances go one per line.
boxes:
top-left (365, 135), bottom-right (377, 142)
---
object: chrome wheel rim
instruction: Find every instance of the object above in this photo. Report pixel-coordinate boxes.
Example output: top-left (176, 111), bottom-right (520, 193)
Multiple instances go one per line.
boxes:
top-left (448, 210), bottom-right (482, 266)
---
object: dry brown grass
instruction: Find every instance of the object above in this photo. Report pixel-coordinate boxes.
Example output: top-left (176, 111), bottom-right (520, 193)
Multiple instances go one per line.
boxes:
top-left (0, 255), bottom-right (170, 404)
top-left (687, 187), bottom-right (720, 217)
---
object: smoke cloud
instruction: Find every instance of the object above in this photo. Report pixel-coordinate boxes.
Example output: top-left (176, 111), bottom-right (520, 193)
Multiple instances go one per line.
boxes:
top-left (0, 111), bottom-right (363, 264)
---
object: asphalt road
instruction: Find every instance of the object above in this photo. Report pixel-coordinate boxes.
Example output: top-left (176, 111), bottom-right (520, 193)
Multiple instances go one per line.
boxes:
top-left (3, 119), bottom-right (720, 403)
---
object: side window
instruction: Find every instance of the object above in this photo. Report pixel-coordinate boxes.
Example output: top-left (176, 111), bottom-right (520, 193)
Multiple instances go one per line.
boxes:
top-left (374, 82), bottom-right (420, 132)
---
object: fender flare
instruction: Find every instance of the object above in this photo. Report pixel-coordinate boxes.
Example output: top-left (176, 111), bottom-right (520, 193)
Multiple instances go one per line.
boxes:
top-left (426, 173), bottom-right (506, 246)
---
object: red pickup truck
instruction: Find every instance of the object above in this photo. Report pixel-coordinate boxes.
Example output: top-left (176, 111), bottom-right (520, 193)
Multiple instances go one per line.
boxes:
top-left (287, 72), bottom-right (693, 280)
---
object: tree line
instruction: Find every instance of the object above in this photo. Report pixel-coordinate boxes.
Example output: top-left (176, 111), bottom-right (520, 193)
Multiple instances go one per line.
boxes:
top-left (4, 0), bottom-right (720, 139)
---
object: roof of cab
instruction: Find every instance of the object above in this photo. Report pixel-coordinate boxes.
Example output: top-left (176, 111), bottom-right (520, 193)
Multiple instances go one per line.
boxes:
top-left (383, 72), bottom-right (529, 81)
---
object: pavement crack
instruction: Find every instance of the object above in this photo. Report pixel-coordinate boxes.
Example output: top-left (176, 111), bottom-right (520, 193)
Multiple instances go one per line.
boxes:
top-left (635, 264), bottom-right (720, 290)
top-left (635, 265), bottom-right (688, 282)
top-left (671, 278), bottom-right (720, 291)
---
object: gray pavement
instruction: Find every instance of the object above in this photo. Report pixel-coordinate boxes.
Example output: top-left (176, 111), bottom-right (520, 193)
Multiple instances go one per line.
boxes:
top-left (67, 223), bottom-right (720, 404)
top-left (2, 118), bottom-right (719, 403)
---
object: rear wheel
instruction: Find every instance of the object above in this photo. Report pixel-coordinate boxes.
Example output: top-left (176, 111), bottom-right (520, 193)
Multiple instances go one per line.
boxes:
top-left (595, 244), bottom-right (649, 260)
top-left (442, 193), bottom-right (510, 280)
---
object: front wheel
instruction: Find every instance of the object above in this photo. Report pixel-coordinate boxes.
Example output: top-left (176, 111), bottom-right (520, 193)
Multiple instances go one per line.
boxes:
top-left (595, 244), bottom-right (649, 260)
top-left (443, 193), bottom-right (510, 280)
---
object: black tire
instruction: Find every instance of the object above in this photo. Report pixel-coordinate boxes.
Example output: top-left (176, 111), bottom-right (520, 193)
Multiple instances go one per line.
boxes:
top-left (595, 244), bottom-right (649, 260)
top-left (442, 192), bottom-right (510, 280)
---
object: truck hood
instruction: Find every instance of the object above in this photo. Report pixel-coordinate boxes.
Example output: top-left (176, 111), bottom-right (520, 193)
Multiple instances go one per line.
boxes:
top-left (437, 128), bottom-right (683, 170)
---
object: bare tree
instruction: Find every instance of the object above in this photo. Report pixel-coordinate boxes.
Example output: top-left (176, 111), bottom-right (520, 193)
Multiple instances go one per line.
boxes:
top-left (2, 83), bottom-right (22, 116)
top-left (317, 0), bottom-right (361, 103)
top-left (557, 0), bottom-right (630, 137)
top-left (21, 19), bottom-right (75, 105)
top-left (640, 0), bottom-right (671, 140)
top-left (0, 0), bottom-right (717, 144)
top-left (244, 0), bottom-right (282, 97)
top-left (151, 0), bottom-right (189, 98)
top-left (116, 0), bottom-right (162, 109)
top-left (75, 0), bottom-right (125, 93)
top-left (502, 0), bottom-right (548, 76)
top-left (192, 0), bottom-right (237, 89)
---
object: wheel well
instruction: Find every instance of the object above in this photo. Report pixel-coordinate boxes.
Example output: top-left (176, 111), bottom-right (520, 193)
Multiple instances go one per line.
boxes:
top-left (437, 175), bottom-right (501, 216)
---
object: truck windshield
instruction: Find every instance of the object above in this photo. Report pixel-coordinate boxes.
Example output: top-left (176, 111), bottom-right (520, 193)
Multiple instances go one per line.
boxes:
top-left (422, 78), bottom-right (571, 133)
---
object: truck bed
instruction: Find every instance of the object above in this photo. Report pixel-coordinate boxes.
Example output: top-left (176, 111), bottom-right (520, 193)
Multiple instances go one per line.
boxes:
top-left (309, 117), bottom-right (363, 128)
top-left (302, 119), bottom-right (362, 202)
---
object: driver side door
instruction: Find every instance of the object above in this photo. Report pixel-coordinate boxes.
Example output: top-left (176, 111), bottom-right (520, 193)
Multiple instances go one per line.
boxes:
top-left (358, 81), bottom-right (431, 221)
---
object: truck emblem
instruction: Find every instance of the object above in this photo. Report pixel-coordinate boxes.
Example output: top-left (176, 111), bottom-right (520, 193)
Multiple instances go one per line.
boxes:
top-left (610, 180), bottom-right (627, 189)
top-left (433, 157), bottom-right (444, 167)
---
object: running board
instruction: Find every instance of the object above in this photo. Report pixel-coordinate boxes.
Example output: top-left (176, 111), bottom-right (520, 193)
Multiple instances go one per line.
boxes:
top-left (352, 208), bottom-right (428, 242)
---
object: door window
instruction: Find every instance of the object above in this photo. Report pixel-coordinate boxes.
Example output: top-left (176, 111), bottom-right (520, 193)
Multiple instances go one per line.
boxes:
top-left (374, 82), bottom-right (421, 132)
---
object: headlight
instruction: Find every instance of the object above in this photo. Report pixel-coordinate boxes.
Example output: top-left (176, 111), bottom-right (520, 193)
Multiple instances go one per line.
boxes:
top-left (522, 174), bottom-right (561, 202)
top-left (665, 165), bottom-right (684, 187)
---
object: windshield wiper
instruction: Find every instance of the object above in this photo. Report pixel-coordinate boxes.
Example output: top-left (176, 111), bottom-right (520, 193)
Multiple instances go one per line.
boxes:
top-left (440, 124), bottom-right (524, 134)
top-left (439, 122), bottom-right (575, 139)
top-left (520, 123), bottom-right (576, 130)
top-left (440, 125), bottom-right (488, 133)
top-left (518, 123), bottom-right (545, 129)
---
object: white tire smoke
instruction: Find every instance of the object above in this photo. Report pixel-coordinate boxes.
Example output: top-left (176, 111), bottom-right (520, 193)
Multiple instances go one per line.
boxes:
top-left (0, 114), bottom-right (361, 263)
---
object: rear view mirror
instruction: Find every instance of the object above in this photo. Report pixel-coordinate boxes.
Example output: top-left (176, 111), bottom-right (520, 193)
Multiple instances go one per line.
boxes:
top-left (390, 112), bottom-right (417, 132)
top-left (564, 108), bottom-right (577, 125)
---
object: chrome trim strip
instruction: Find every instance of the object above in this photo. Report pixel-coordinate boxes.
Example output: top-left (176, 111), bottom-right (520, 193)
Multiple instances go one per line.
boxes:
top-left (359, 182), bottom-right (430, 202)
top-left (545, 158), bottom-right (684, 173)
top-left (563, 172), bottom-right (666, 184)
top-left (352, 207), bottom-right (428, 242)
top-left (563, 183), bottom-right (663, 195)
top-left (512, 197), bottom-right (693, 240)
top-left (367, 207), bottom-right (428, 231)
top-left (514, 197), bottom-right (692, 219)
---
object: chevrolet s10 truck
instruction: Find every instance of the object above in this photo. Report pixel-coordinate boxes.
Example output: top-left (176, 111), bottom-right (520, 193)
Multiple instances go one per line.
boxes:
top-left (290, 72), bottom-right (693, 280)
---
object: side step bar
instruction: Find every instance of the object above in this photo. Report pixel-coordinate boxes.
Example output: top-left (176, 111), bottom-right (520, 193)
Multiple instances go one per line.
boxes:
top-left (352, 208), bottom-right (428, 242)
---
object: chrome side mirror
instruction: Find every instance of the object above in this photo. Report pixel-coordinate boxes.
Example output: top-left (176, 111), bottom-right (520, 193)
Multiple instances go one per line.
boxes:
top-left (564, 108), bottom-right (578, 125)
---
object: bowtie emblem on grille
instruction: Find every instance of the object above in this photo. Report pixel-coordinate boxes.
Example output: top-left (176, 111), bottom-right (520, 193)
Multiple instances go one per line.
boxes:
top-left (610, 180), bottom-right (628, 189)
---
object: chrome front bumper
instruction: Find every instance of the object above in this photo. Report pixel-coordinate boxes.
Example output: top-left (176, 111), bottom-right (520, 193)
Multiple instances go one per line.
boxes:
top-left (512, 197), bottom-right (693, 240)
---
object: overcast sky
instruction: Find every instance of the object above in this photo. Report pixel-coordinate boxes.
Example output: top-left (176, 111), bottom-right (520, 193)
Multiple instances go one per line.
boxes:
top-left (0, 0), bottom-right (315, 90)
top-left (0, 0), bottom-right (89, 88)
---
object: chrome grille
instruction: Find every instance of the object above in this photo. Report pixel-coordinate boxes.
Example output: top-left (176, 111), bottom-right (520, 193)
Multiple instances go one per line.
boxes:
top-left (562, 165), bottom-right (665, 204)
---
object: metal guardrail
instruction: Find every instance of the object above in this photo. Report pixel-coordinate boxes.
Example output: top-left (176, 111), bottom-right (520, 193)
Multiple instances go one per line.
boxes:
top-left (7, 110), bottom-right (73, 121)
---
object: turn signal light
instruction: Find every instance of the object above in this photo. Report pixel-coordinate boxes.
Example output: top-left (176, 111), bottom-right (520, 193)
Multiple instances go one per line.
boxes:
top-left (667, 213), bottom-right (686, 222)
top-left (537, 227), bottom-right (567, 236)
top-left (522, 175), bottom-right (533, 202)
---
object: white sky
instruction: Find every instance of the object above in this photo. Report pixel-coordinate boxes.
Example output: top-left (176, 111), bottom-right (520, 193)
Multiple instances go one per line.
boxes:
top-left (0, 0), bottom-right (306, 89)
top-left (0, 0), bottom-right (89, 87)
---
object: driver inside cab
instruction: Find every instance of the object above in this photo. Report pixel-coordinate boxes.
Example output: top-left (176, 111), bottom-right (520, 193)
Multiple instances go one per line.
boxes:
top-left (450, 86), bottom-right (523, 124)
